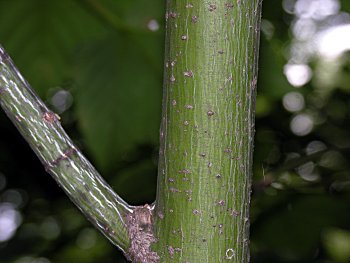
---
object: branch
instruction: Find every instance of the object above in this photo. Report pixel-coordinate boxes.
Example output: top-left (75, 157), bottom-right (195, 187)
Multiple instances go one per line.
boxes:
top-left (153, 1), bottom-right (262, 261)
top-left (0, 45), bottom-right (133, 253)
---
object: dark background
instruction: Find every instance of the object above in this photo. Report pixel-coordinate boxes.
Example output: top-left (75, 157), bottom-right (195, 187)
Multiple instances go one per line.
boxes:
top-left (1, 0), bottom-right (350, 262)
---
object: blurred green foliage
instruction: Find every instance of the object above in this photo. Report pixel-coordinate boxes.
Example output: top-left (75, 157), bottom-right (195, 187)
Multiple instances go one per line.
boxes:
top-left (0, 0), bottom-right (350, 262)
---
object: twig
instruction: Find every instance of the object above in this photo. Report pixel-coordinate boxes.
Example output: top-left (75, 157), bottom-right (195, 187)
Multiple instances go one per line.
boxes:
top-left (0, 45), bottom-right (133, 253)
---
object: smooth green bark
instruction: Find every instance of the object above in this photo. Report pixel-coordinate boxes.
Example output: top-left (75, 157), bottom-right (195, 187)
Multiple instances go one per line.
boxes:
top-left (0, 46), bottom-right (133, 253)
top-left (0, 1), bottom-right (262, 262)
top-left (154, 1), bottom-right (262, 262)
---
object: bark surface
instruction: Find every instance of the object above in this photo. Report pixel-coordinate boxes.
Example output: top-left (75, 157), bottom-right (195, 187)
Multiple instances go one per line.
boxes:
top-left (0, 46), bottom-right (133, 253)
top-left (154, 0), bottom-right (262, 262)
top-left (0, 1), bottom-right (262, 261)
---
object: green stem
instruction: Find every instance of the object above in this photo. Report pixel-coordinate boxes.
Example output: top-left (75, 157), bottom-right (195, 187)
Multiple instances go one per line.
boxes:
top-left (0, 46), bottom-right (132, 253)
top-left (154, 0), bottom-right (262, 262)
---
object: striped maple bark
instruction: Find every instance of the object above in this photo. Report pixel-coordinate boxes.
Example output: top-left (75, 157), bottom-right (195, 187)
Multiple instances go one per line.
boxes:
top-left (154, 1), bottom-right (262, 262)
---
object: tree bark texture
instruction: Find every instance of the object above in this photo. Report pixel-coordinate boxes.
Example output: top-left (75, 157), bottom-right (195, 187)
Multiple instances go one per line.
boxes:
top-left (0, 47), bottom-right (133, 253)
top-left (0, 0), bottom-right (262, 262)
top-left (154, 0), bottom-right (262, 262)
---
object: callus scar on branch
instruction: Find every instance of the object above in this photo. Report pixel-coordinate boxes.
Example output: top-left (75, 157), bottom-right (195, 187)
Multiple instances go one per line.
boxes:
top-left (125, 204), bottom-right (159, 263)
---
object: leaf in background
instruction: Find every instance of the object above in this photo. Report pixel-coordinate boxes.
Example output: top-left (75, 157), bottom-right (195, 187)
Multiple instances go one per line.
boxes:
top-left (323, 228), bottom-right (350, 263)
top-left (95, 0), bottom-right (165, 30)
top-left (0, 0), bottom-right (107, 96)
top-left (0, 0), bottom-right (165, 173)
top-left (76, 0), bottom-right (165, 72)
top-left (111, 159), bottom-right (157, 205)
top-left (341, 0), bottom-right (350, 13)
top-left (73, 34), bottom-right (162, 171)
top-left (252, 195), bottom-right (350, 261)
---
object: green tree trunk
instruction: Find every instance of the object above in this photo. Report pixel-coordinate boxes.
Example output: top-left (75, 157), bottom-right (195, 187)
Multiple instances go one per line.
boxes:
top-left (0, 0), bottom-right (262, 262)
top-left (154, 0), bottom-right (262, 262)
